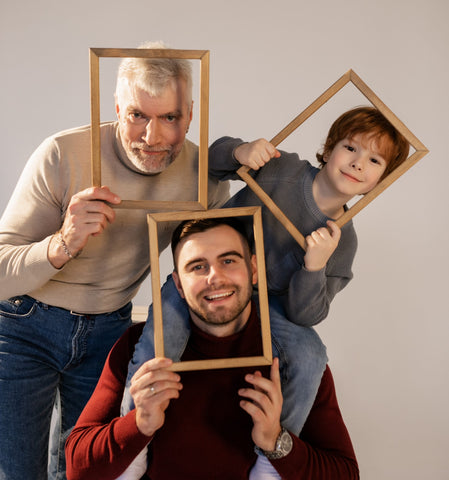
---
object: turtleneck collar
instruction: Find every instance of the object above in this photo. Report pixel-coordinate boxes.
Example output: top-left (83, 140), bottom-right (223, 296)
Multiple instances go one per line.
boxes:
top-left (183, 301), bottom-right (263, 361)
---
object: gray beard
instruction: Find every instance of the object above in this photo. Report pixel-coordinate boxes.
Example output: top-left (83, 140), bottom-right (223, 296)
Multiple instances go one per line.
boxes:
top-left (127, 149), bottom-right (175, 174)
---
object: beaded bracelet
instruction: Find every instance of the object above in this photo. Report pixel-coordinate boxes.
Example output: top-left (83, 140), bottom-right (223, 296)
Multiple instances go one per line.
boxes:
top-left (56, 231), bottom-right (80, 260)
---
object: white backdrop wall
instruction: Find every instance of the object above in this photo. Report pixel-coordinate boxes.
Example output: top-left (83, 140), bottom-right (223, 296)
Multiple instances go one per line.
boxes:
top-left (1, 1), bottom-right (448, 478)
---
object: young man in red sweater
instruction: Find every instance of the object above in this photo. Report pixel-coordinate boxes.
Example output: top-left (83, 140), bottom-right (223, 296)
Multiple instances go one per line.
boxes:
top-left (65, 217), bottom-right (359, 479)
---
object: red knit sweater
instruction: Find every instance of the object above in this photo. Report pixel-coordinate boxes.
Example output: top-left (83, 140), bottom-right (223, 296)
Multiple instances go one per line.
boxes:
top-left (66, 311), bottom-right (359, 479)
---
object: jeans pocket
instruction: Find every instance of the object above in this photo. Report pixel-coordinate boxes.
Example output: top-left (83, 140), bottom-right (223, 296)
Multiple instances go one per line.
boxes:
top-left (0, 296), bottom-right (37, 319)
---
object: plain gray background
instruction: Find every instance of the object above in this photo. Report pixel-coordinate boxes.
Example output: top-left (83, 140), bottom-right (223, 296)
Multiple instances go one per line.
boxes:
top-left (1, 0), bottom-right (448, 478)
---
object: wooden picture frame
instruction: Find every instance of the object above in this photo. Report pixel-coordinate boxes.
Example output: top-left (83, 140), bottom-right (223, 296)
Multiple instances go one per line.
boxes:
top-left (89, 47), bottom-right (210, 210)
top-left (237, 69), bottom-right (429, 250)
top-left (147, 206), bottom-right (272, 372)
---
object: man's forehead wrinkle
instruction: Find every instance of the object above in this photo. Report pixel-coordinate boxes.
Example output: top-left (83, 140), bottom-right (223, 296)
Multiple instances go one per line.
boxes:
top-left (124, 94), bottom-right (183, 118)
top-left (120, 77), bottom-right (190, 115)
top-left (125, 104), bottom-right (183, 117)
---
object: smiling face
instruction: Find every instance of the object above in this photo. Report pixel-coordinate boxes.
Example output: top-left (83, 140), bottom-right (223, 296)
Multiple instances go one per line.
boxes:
top-left (318, 133), bottom-right (388, 199)
top-left (115, 78), bottom-right (193, 174)
top-left (172, 225), bottom-right (257, 337)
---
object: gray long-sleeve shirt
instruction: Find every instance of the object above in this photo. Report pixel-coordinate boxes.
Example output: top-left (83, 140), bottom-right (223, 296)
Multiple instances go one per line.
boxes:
top-left (209, 136), bottom-right (357, 326)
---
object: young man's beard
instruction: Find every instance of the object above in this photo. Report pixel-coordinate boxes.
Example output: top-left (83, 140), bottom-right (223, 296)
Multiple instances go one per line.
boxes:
top-left (189, 282), bottom-right (253, 330)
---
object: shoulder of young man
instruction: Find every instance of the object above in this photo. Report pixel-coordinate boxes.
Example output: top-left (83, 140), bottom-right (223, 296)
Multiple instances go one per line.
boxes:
top-left (108, 322), bottom-right (146, 376)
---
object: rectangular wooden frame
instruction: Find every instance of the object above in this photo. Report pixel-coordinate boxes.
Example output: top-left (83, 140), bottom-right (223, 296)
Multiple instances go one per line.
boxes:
top-left (147, 206), bottom-right (272, 372)
top-left (89, 47), bottom-right (210, 210)
top-left (237, 69), bottom-right (429, 250)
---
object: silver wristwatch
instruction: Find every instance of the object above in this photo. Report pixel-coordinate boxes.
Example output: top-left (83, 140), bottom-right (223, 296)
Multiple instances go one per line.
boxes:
top-left (254, 428), bottom-right (293, 460)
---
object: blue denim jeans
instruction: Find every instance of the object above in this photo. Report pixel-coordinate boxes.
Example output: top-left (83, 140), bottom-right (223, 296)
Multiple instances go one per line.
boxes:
top-left (0, 295), bottom-right (132, 480)
top-left (121, 276), bottom-right (327, 435)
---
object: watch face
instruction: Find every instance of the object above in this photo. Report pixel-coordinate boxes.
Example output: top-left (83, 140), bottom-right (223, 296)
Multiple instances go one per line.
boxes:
top-left (278, 430), bottom-right (293, 453)
top-left (279, 430), bottom-right (293, 453)
top-left (261, 429), bottom-right (293, 459)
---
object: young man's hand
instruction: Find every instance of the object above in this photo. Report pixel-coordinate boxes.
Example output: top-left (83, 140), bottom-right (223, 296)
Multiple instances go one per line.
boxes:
top-left (48, 186), bottom-right (121, 268)
top-left (130, 357), bottom-right (183, 437)
top-left (239, 357), bottom-right (283, 451)
top-left (234, 139), bottom-right (281, 170)
top-left (304, 220), bottom-right (341, 272)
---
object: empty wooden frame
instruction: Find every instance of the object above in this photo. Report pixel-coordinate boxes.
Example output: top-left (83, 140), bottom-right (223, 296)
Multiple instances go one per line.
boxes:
top-left (237, 69), bottom-right (429, 250)
top-left (147, 206), bottom-right (272, 372)
top-left (89, 47), bottom-right (210, 210)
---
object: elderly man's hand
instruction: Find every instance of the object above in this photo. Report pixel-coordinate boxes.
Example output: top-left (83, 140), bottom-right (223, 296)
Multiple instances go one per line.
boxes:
top-left (48, 186), bottom-right (121, 268)
top-left (130, 357), bottom-right (183, 437)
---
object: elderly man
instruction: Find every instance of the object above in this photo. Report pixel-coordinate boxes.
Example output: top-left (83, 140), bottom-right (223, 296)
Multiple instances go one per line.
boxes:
top-left (0, 42), bottom-right (228, 479)
top-left (65, 217), bottom-right (359, 480)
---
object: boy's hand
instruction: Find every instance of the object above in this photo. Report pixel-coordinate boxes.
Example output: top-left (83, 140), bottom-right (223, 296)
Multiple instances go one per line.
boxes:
top-left (239, 358), bottom-right (283, 451)
top-left (130, 357), bottom-right (183, 437)
top-left (304, 220), bottom-right (341, 272)
top-left (234, 139), bottom-right (281, 170)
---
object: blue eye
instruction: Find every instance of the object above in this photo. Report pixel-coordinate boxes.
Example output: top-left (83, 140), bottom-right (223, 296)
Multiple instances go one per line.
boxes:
top-left (165, 114), bottom-right (178, 123)
top-left (127, 112), bottom-right (148, 125)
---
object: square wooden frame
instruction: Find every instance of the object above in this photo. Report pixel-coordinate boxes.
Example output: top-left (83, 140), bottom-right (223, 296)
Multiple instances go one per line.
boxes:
top-left (147, 206), bottom-right (272, 372)
top-left (237, 69), bottom-right (429, 250)
top-left (89, 47), bottom-right (210, 211)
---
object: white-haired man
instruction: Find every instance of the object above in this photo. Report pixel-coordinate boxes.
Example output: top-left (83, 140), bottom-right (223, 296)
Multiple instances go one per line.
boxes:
top-left (0, 42), bottom-right (228, 479)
